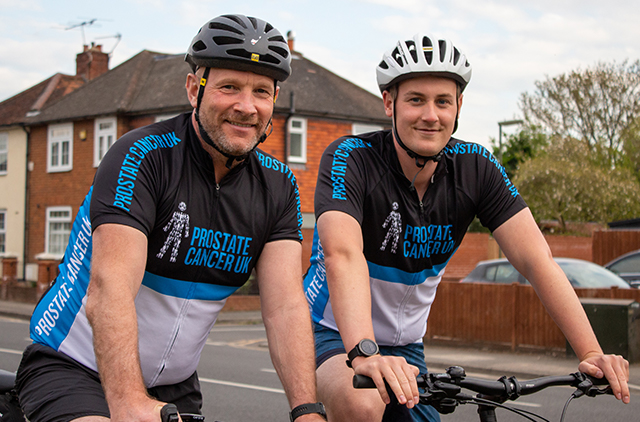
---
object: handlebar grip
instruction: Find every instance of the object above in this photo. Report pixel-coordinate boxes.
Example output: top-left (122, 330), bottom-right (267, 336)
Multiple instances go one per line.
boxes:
top-left (161, 403), bottom-right (180, 422)
top-left (353, 374), bottom-right (377, 389)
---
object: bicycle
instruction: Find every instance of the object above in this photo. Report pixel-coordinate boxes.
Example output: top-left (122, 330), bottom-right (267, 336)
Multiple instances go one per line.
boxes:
top-left (353, 365), bottom-right (613, 422)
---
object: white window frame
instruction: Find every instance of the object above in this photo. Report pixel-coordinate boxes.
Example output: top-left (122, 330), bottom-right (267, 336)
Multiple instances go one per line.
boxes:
top-left (45, 206), bottom-right (72, 257)
top-left (0, 132), bottom-right (7, 175)
top-left (94, 117), bottom-right (117, 167)
top-left (352, 123), bottom-right (383, 136)
top-left (47, 123), bottom-right (73, 173)
top-left (0, 209), bottom-right (6, 254)
top-left (288, 117), bottom-right (307, 164)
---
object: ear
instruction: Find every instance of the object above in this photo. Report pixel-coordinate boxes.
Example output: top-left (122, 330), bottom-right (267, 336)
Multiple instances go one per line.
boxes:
top-left (457, 93), bottom-right (463, 115)
top-left (382, 90), bottom-right (394, 118)
top-left (185, 73), bottom-right (200, 109)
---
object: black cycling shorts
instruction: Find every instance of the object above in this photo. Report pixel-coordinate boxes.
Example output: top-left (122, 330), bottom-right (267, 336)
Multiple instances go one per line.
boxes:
top-left (15, 343), bottom-right (202, 422)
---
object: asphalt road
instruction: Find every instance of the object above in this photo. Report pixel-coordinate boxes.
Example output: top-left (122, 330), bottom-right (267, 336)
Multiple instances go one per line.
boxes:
top-left (1, 316), bottom-right (638, 421)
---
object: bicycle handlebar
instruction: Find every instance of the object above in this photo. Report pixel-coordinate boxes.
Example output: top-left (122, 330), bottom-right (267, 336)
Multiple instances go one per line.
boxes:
top-left (353, 365), bottom-right (612, 418)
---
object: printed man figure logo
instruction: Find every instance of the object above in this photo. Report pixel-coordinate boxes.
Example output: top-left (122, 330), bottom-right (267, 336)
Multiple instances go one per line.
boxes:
top-left (157, 201), bottom-right (190, 262)
top-left (380, 202), bottom-right (402, 254)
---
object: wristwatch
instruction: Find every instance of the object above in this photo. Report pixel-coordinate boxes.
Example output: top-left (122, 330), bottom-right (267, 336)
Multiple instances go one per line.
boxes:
top-left (289, 402), bottom-right (327, 421)
top-left (346, 338), bottom-right (380, 368)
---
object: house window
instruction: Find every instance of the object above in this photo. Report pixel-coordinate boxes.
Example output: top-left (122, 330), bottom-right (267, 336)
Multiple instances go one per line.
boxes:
top-left (47, 123), bottom-right (73, 172)
top-left (94, 117), bottom-right (117, 166)
top-left (352, 123), bottom-right (383, 136)
top-left (0, 210), bottom-right (6, 253)
top-left (46, 206), bottom-right (72, 256)
top-left (0, 132), bottom-right (7, 175)
top-left (288, 117), bottom-right (307, 163)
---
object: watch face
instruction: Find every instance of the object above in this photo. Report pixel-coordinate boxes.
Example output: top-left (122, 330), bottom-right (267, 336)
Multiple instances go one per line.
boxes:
top-left (360, 339), bottom-right (378, 355)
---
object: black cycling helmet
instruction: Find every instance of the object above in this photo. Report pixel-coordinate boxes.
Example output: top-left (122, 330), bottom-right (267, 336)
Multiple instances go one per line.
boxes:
top-left (186, 15), bottom-right (290, 169)
top-left (185, 14), bottom-right (291, 82)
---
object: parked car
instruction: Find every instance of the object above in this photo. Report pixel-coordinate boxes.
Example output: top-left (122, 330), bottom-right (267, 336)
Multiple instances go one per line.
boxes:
top-left (604, 249), bottom-right (640, 288)
top-left (461, 257), bottom-right (631, 289)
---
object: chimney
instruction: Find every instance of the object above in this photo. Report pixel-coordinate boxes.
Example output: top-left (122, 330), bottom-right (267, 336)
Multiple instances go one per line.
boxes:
top-left (76, 42), bottom-right (109, 81)
top-left (287, 31), bottom-right (295, 53)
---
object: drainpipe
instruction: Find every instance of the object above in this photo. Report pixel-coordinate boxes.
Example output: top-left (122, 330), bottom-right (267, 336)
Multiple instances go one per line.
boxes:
top-left (20, 124), bottom-right (30, 281)
top-left (284, 91), bottom-right (295, 166)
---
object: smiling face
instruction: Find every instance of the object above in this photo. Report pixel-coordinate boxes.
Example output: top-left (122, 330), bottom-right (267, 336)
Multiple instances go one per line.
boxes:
top-left (187, 67), bottom-right (277, 158)
top-left (383, 75), bottom-right (462, 158)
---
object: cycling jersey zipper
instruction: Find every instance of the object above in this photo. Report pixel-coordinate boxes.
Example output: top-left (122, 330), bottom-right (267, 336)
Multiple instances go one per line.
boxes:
top-left (150, 283), bottom-right (196, 385)
top-left (394, 284), bottom-right (417, 345)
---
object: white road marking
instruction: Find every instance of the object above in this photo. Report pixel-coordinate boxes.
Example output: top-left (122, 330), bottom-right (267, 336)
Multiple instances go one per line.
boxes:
top-left (0, 348), bottom-right (22, 355)
top-left (199, 377), bottom-right (284, 394)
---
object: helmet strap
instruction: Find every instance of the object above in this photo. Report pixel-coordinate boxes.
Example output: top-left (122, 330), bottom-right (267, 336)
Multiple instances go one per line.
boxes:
top-left (391, 99), bottom-right (445, 168)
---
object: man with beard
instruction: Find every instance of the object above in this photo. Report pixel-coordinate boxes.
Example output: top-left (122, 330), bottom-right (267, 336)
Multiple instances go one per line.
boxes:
top-left (15, 14), bottom-right (326, 422)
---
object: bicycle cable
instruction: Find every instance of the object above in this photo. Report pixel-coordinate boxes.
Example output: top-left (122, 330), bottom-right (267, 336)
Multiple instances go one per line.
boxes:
top-left (462, 394), bottom-right (551, 422)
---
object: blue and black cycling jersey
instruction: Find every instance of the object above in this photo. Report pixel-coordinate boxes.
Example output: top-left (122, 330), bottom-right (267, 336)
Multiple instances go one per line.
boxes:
top-left (304, 130), bottom-right (526, 346)
top-left (30, 112), bottom-right (302, 387)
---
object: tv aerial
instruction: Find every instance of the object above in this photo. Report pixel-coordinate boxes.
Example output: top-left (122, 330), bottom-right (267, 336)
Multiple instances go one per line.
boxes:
top-left (65, 18), bottom-right (100, 46)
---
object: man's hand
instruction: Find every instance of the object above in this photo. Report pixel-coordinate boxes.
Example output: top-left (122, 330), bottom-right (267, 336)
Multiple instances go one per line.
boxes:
top-left (579, 353), bottom-right (630, 404)
top-left (109, 397), bottom-right (180, 422)
top-left (351, 354), bottom-right (420, 408)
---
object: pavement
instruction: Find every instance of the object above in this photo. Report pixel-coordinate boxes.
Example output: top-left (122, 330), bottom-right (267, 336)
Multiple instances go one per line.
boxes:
top-left (2, 299), bottom-right (639, 390)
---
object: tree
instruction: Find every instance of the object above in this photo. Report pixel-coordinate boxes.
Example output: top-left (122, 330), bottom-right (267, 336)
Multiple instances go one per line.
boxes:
top-left (620, 116), bottom-right (640, 181)
top-left (490, 125), bottom-right (548, 179)
top-left (520, 60), bottom-right (640, 166)
top-left (513, 138), bottom-right (640, 231)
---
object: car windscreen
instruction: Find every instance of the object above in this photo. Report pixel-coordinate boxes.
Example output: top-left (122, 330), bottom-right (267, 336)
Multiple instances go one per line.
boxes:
top-left (557, 261), bottom-right (630, 288)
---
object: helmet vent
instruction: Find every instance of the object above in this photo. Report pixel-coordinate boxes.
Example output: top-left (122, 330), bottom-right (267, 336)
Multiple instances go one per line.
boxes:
top-left (222, 14), bottom-right (247, 28)
top-left (209, 22), bottom-right (244, 36)
top-left (422, 36), bottom-right (433, 64)
top-left (379, 60), bottom-right (389, 70)
top-left (392, 47), bottom-right (405, 67)
top-left (213, 36), bottom-right (243, 46)
top-left (192, 40), bottom-right (207, 52)
top-left (453, 48), bottom-right (461, 65)
top-left (406, 41), bottom-right (418, 63)
top-left (269, 45), bottom-right (289, 59)
top-left (265, 23), bottom-right (274, 33)
top-left (227, 48), bottom-right (252, 59)
top-left (248, 17), bottom-right (258, 30)
top-left (268, 35), bottom-right (286, 43)
top-left (260, 54), bottom-right (281, 64)
top-left (438, 40), bottom-right (447, 62)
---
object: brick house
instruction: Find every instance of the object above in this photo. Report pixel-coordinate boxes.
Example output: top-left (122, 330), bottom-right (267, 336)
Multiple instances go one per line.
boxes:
top-left (0, 45), bottom-right (103, 280)
top-left (22, 36), bottom-right (390, 280)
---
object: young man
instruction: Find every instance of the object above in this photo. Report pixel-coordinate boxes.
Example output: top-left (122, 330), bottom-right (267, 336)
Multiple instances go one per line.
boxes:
top-left (15, 15), bottom-right (326, 422)
top-left (304, 33), bottom-right (630, 421)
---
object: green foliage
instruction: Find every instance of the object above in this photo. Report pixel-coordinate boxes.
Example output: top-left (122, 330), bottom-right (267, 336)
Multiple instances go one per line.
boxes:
top-left (619, 117), bottom-right (640, 181)
top-left (491, 125), bottom-right (548, 178)
top-left (520, 60), bottom-right (640, 167)
top-left (513, 138), bottom-right (640, 231)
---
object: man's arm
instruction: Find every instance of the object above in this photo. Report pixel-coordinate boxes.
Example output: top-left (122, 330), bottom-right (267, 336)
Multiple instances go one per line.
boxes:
top-left (317, 211), bottom-right (420, 408)
top-left (255, 239), bottom-right (325, 421)
top-left (85, 223), bottom-right (167, 421)
top-left (493, 208), bottom-right (630, 403)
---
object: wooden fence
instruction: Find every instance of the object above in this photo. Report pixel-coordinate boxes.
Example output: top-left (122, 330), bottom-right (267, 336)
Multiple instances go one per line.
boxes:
top-left (425, 281), bottom-right (640, 351)
top-left (592, 230), bottom-right (640, 266)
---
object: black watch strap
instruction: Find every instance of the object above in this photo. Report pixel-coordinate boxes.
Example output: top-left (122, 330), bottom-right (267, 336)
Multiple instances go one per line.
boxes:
top-left (289, 402), bottom-right (327, 421)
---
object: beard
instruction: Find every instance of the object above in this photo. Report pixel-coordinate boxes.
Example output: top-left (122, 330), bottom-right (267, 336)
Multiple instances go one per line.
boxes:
top-left (198, 108), bottom-right (267, 157)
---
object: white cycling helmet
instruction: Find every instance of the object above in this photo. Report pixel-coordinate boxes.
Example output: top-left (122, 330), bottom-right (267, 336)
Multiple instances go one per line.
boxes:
top-left (376, 33), bottom-right (472, 93)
